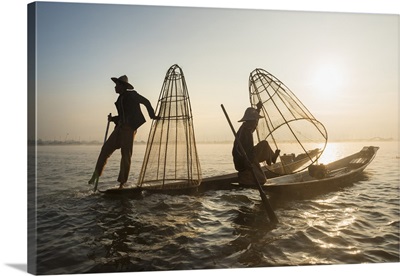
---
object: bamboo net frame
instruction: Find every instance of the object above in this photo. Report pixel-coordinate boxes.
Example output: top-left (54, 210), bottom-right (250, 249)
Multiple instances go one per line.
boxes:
top-left (138, 64), bottom-right (202, 190)
top-left (249, 68), bottom-right (327, 175)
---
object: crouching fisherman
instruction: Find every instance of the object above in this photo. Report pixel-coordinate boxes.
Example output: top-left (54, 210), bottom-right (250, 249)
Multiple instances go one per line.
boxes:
top-left (232, 102), bottom-right (280, 186)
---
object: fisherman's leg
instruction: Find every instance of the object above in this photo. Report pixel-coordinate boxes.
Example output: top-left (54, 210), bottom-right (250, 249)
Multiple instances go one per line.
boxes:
top-left (88, 128), bottom-right (119, 184)
top-left (254, 140), bottom-right (280, 165)
top-left (117, 126), bottom-right (136, 187)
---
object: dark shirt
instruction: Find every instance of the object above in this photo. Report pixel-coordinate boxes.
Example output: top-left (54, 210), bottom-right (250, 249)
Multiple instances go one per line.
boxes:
top-left (232, 124), bottom-right (255, 171)
top-left (112, 90), bottom-right (156, 130)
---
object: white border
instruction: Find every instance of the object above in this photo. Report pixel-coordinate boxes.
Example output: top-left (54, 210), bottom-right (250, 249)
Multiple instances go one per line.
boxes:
top-left (1, 1), bottom-right (398, 276)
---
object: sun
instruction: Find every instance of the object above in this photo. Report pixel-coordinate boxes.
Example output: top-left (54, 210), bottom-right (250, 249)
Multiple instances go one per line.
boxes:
top-left (311, 64), bottom-right (344, 96)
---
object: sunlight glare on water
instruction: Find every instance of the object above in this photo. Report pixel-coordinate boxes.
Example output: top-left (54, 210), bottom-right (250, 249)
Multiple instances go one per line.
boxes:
top-left (318, 142), bottom-right (343, 164)
top-left (33, 141), bottom-right (399, 274)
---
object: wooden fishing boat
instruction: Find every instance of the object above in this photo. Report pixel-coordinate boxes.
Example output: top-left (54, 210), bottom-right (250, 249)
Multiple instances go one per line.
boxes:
top-left (262, 146), bottom-right (379, 198)
top-left (195, 147), bottom-right (322, 192)
top-left (99, 146), bottom-right (378, 197)
top-left (98, 148), bottom-right (320, 195)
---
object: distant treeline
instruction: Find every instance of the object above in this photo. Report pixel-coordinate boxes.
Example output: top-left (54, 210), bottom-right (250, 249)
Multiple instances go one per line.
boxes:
top-left (28, 139), bottom-right (148, 146)
top-left (28, 136), bottom-right (396, 146)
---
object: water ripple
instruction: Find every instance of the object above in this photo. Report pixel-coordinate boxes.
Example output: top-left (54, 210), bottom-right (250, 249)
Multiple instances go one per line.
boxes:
top-left (34, 142), bottom-right (400, 274)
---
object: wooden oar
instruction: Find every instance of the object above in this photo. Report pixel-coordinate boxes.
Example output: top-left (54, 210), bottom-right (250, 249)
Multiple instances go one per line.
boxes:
top-left (93, 113), bottom-right (112, 192)
top-left (221, 104), bottom-right (278, 223)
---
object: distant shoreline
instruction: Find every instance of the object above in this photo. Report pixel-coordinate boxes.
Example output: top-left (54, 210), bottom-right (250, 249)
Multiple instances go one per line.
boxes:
top-left (28, 137), bottom-right (398, 146)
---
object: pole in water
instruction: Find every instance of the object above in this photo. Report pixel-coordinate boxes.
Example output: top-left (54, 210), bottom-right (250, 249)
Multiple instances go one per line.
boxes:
top-left (220, 104), bottom-right (278, 223)
top-left (93, 113), bottom-right (112, 192)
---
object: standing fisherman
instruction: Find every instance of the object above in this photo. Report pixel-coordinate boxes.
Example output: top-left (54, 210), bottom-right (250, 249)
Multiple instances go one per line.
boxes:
top-left (88, 75), bottom-right (159, 189)
top-left (232, 102), bottom-right (280, 186)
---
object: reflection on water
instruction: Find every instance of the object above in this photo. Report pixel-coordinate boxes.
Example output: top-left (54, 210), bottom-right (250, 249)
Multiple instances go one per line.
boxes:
top-left (33, 141), bottom-right (399, 274)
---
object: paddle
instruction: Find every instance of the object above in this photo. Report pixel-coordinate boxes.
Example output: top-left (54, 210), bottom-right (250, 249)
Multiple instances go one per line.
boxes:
top-left (93, 113), bottom-right (112, 192)
top-left (220, 104), bottom-right (278, 223)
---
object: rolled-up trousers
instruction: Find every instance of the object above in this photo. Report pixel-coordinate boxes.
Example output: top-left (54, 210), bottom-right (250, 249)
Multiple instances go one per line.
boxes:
top-left (94, 124), bottom-right (137, 184)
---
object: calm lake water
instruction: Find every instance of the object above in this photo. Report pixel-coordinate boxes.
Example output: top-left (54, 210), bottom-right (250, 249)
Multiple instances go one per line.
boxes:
top-left (31, 141), bottom-right (399, 275)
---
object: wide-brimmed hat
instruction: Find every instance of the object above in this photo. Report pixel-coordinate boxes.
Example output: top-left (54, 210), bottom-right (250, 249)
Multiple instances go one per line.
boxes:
top-left (238, 107), bottom-right (263, 122)
top-left (111, 75), bottom-right (134, 89)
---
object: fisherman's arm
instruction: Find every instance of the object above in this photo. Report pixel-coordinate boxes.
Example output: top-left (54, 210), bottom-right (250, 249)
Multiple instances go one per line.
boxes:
top-left (136, 93), bottom-right (160, 120)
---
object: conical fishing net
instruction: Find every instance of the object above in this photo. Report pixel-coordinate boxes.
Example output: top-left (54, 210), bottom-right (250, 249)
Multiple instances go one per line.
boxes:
top-left (138, 64), bottom-right (202, 190)
top-left (249, 68), bottom-right (327, 175)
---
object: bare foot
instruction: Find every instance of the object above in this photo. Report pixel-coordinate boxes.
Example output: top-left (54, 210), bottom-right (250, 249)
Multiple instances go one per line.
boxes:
top-left (88, 171), bottom-right (99, 184)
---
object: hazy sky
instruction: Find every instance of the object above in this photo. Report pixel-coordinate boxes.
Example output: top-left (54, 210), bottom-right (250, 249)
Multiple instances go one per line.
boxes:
top-left (30, 1), bottom-right (398, 142)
